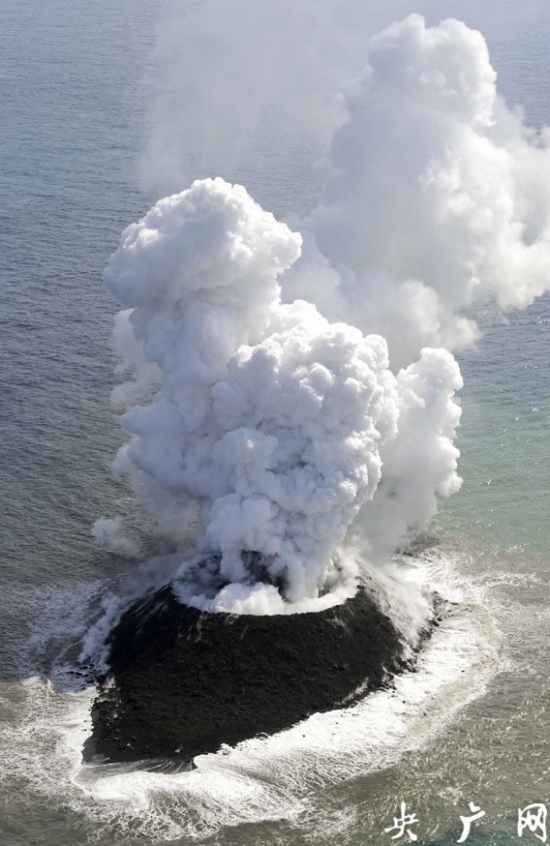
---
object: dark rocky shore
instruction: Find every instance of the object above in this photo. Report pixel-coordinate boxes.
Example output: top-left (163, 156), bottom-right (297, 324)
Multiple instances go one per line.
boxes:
top-left (87, 583), bottom-right (414, 767)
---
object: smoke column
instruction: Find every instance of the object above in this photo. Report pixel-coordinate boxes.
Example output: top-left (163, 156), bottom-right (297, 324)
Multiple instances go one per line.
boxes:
top-left (139, 0), bottom-right (361, 196)
top-left (99, 14), bottom-right (550, 613)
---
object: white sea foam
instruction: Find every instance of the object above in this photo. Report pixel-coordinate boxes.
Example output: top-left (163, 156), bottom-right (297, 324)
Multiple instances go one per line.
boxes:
top-left (0, 553), bottom-right (501, 843)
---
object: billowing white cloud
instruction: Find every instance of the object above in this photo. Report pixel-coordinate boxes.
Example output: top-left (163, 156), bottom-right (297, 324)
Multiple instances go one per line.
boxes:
top-left (99, 15), bottom-right (550, 614)
top-left (102, 176), bottom-right (461, 610)
top-left (285, 14), bottom-right (550, 365)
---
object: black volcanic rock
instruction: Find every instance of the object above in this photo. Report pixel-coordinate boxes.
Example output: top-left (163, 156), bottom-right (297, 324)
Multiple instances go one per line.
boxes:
top-left (88, 584), bottom-right (408, 766)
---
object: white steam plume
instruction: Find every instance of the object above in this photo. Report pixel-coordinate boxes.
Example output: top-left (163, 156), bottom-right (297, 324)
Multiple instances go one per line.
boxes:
top-left (99, 14), bottom-right (550, 613)
top-left (285, 14), bottom-right (550, 365)
top-left (102, 175), bottom-right (461, 611)
top-left (140, 0), bottom-right (348, 197)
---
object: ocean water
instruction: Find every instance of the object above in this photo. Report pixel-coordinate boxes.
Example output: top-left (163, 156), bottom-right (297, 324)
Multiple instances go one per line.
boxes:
top-left (1, 1), bottom-right (550, 844)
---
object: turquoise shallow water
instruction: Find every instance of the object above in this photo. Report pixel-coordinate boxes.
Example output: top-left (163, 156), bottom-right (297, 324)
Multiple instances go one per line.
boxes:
top-left (439, 298), bottom-right (550, 555)
top-left (1, 1), bottom-right (550, 844)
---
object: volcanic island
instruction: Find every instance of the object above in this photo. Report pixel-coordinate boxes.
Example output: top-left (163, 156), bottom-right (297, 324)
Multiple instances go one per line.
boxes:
top-left (86, 561), bottom-right (433, 767)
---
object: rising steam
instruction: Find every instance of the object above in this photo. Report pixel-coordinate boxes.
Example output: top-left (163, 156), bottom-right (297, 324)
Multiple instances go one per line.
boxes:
top-left (98, 14), bottom-right (550, 613)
